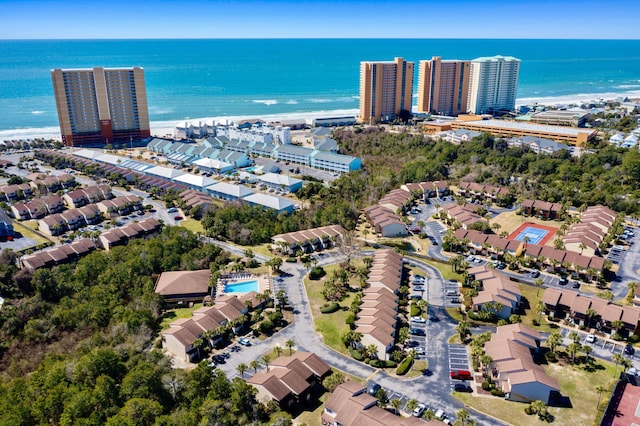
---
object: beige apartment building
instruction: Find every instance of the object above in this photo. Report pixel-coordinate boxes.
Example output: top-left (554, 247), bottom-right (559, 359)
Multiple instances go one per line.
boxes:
top-left (359, 57), bottom-right (414, 124)
top-left (51, 67), bottom-right (150, 147)
top-left (417, 56), bottom-right (470, 116)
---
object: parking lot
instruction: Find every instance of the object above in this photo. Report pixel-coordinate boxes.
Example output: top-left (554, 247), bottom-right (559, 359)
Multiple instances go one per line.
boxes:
top-left (448, 344), bottom-right (472, 389)
top-left (607, 245), bottom-right (627, 265)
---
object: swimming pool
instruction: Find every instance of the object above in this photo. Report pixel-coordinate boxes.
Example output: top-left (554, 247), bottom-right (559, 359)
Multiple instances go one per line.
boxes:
top-left (224, 280), bottom-right (259, 293)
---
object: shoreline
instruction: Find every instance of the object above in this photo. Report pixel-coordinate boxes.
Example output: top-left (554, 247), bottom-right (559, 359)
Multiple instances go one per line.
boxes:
top-left (1, 90), bottom-right (639, 142)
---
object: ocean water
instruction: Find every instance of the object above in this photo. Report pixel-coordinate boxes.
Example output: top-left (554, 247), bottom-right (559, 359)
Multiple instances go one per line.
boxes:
top-left (1, 39), bottom-right (640, 135)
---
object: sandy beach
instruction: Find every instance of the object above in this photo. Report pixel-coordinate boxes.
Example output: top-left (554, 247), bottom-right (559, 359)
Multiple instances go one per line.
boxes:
top-left (1, 90), bottom-right (639, 143)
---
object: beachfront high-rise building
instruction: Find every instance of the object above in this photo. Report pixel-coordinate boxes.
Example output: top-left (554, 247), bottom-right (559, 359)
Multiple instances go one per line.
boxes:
top-left (51, 67), bottom-right (150, 147)
top-left (359, 57), bottom-right (414, 124)
top-left (467, 55), bottom-right (520, 116)
top-left (417, 56), bottom-right (470, 116)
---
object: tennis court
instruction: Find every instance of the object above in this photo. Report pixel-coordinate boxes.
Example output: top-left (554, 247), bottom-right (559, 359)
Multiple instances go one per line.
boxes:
top-left (507, 222), bottom-right (557, 246)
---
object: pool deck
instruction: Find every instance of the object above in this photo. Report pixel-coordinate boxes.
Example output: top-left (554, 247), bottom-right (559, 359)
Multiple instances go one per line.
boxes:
top-left (215, 273), bottom-right (271, 297)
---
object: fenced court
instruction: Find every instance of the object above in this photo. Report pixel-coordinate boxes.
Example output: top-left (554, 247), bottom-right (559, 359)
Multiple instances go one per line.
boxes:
top-left (507, 222), bottom-right (557, 246)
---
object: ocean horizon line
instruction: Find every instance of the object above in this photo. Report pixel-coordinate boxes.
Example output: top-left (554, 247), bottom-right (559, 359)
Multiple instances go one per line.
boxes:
top-left (3, 37), bottom-right (640, 42)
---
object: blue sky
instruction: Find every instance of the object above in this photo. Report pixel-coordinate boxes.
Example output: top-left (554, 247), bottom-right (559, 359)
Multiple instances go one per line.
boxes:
top-left (2, 0), bottom-right (639, 39)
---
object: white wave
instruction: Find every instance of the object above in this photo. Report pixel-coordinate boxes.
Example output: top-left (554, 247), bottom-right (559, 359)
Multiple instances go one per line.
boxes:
top-left (0, 125), bottom-right (62, 142)
top-left (252, 99), bottom-right (278, 105)
top-left (615, 85), bottom-right (640, 89)
top-left (31, 110), bottom-right (45, 115)
top-left (285, 100), bottom-right (298, 105)
top-left (516, 90), bottom-right (640, 107)
top-left (148, 108), bottom-right (360, 137)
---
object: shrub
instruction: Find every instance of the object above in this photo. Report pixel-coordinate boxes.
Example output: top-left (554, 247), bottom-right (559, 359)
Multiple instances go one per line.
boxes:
top-left (285, 257), bottom-right (297, 263)
top-left (369, 359), bottom-right (397, 368)
top-left (612, 333), bottom-right (623, 341)
top-left (320, 302), bottom-right (340, 314)
top-left (629, 335), bottom-right (640, 344)
top-left (410, 305), bottom-right (421, 317)
top-left (268, 310), bottom-right (283, 323)
top-left (481, 381), bottom-right (492, 391)
top-left (524, 405), bottom-right (534, 415)
top-left (309, 266), bottom-right (326, 280)
top-left (532, 319), bottom-right (539, 326)
top-left (545, 351), bottom-right (557, 363)
top-left (490, 388), bottom-right (505, 397)
top-left (398, 299), bottom-right (409, 307)
top-left (349, 349), bottom-right (364, 361)
top-left (259, 319), bottom-right (274, 333)
top-left (396, 356), bottom-right (413, 375)
top-left (345, 313), bottom-right (356, 327)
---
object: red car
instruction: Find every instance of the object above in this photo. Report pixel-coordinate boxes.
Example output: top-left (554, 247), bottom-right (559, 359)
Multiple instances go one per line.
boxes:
top-left (174, 215), bottom-right (183, 221)
top-left (450, 370), bottom-right (472, 380)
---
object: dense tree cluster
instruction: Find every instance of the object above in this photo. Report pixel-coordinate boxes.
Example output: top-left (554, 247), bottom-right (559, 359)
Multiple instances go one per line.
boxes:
top-left (0, 226), bottom-right (298, 424)
top-left (0, 227), bottom-right (230, 374)
top-left (335, 127), bottom-right (640, 215)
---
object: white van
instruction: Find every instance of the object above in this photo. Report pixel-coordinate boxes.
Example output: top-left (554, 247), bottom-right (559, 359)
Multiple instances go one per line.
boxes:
top-left (446, 290), bottom-right (459, 297)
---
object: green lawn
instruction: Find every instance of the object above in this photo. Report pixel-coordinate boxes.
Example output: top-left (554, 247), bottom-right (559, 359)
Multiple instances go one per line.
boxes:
top-left (455, 352), bottom-right (618, 426)
top-left (14, 220), bottom-right (52, 245)
top-left (406, 255), bottom-right (463, 282)
top-left (304, 264), bottom-right (362, 355)
top-left (178, 218), bottom-right (204, 234)
top-left (518, 283), bottom-right (562, 334)
top-left (159, 303), bottom-right (203, 331)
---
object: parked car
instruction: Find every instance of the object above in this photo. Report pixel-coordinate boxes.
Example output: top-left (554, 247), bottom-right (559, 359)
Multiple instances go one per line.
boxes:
top-left (413, 285), bottom-right (425, 292)
top-left (415, 347), bottom-right (426, 355)
top-left (531, 270), bottom-right (540, 278)
top-left (586, 334), bottom-right (596, 343)
top-left (413, 403), bottom-right (426, 417)
top-left (411, 316), bottom-right (426, 323)
top-left (410, 328), bottom-right (425, 336)
top-left (167, 207), bottom-right (178, 213)
top-left (454, 383), bottom-right (473, 393)
top-left (572, 281), bottom-right (581, 289)
top-left (406, 340), bottom-right (419, 348)
top-left (174, 215), bottom-right (183, 220)
top-left (559, 277), bottom-right (568, 285)
top-left (450, 298), bottom-right (461, 304)
top-left (368, 382), bottom-right (381, 396)
top-left (238, 337), bottom-right (251, 346)
top-left (625, 344), bottom-right (635, 355)
top-left (450, 370), bottom-right (472, 380)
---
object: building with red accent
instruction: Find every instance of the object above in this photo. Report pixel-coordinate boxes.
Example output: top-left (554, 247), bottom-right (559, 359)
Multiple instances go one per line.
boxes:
top-left (51, 67), bottom-right (150, 147)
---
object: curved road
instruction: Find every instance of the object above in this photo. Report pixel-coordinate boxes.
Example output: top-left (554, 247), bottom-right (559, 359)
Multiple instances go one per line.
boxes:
top-left (209, 239), bottom-right (505, 425)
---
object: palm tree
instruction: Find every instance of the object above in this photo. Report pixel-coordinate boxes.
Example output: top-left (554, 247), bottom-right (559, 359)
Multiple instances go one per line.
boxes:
top-left (582, 344), bottom-right (593, 363)
top-left (405, 399), bottom-right (419, 414)
top-left (569, 331), bottom-right (580, 344)
top-left (273, 346), bottom-right (283, 358)
top-left (236, 363), bottom-right (248, 378)
top-left (390, 398), bottom-right (402, 415)
top-left (364, 344), bottom-right (379, 360)
top-left (585, 308), bottom-right (598, 330)
top-left (480, 354), bottom-right (493, 378)
top-left (535, 300), bottom-right (546, 324)
top-left (546, 331), bottom-right (562, 354)
top-left (250, 359), bottom-right (260, 374)
top-left (455, 320), bottom-right (471, 341)
top-left (456, 408), bottom-right (470, 425)
top-left (534, 277), bottom-right (544, 297)
top-left (567, 342), bottom-right (581, 364)
top-left (596, 385), bottom-right (608, 409)
top-left (285, 339), bottom-right (295, 355)
top-left (261, 354), bottom-right (272, 372)
top-left (613, 353), bottom-right (625, 377)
